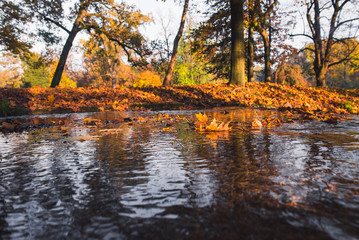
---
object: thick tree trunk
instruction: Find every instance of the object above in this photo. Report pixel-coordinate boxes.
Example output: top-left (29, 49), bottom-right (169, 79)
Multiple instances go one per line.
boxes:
top-left (247, 26), bottom-right (254, 82)
top-left (263, 33), bottom-right (271, 83)
top-left (162, 0), bottom-right (189, 86)
top-left (229, 0), bottom-right (246, 86)
top-left (316, 63), bottom-right (328, 87)
top-left (258, 28), bottom-right (271, 83)
top-left (50, 25), bottom-right (80, 87)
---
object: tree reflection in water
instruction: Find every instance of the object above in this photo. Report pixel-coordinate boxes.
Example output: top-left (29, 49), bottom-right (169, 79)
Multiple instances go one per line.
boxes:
top-left (0, 109), bottom-right (358, 239)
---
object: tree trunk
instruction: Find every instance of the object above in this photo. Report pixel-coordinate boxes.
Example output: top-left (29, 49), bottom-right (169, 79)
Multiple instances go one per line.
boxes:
top-left (50, 25), bottom-right (80, 87)
top-left (111, 60), bottom-right (118, 88)
top-left (312, 0), bottom-right (325, 87)
top-left (305, 0), bottom-right (355, 87)
top-left (247, 26), bottom-right (254, 82)
top-left (344, 61), bottom-right (347, 82)
top-left (258, 28), bottom-right (271, 83)
top-left (112, 78), bottom-right (117, 88)
top-left (229, 0), bottom-right (246, 86)
top-left (162, 0), bottom-right (189, 86)
top-left (263, 33), bottom-right (271, 83)
top-left (316, 63), bottom-right (328, 87)
top-left (50, 1), bottom-right (92, 88)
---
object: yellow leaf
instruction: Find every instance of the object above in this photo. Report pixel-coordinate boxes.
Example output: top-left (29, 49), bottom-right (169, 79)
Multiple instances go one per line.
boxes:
top-left (83, 118), bottom-right (101, 126)
top-left (251, 119), bottom-right (262, 130)
top-left (47, 94), bottom-right (55, 103)
top-left (195, 112), bottom-right (208, 123)
top-left (60, 127), bottom-right (68, 132)
top-left (205, 119), bottom-right (232, 132)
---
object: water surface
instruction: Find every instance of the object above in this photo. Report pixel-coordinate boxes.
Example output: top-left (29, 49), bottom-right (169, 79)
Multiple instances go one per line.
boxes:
top-left (1, 108), bottom-right (358, 239)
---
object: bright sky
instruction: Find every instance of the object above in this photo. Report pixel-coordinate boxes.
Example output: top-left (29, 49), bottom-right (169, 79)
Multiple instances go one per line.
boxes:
top-left (126, 0), bottom-right (308, 48)
top-left (125, 0), bottom-right (207, 42)
top-left (126, 0), bottom-right (183, 41)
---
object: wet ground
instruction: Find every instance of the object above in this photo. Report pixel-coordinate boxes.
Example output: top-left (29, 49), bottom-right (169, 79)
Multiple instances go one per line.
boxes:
top-left (0, 108), bottom-right (358, 239)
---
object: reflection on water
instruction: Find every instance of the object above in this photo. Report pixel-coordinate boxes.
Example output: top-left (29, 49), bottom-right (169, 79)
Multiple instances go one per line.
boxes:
top-left (0, 108), bottom-right (358, 239)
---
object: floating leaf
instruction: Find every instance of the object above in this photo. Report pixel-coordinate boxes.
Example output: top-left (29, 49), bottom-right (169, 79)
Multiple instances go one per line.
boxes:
top-left (195, 112), bottom-right (208, 123)
top-left (251, 119), bottom-right (262, 130)
top-left (204, 119), bottom-right (232, 132)
top-left (83, 118), bottom-right (101, 126)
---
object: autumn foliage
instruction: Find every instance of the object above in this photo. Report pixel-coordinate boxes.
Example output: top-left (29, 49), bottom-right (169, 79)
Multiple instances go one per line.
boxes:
top-left (0, 83), bottom-right (358, 118)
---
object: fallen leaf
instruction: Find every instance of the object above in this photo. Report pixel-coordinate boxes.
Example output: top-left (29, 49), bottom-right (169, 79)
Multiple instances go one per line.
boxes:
top-left (1, 122), bottom-right (15, 130)
top-left (251, 119), bottom-right (262, 130)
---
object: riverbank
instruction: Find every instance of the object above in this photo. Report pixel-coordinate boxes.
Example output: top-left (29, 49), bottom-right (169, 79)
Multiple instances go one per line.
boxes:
top-left (1, 83), bottom-right (358, 118)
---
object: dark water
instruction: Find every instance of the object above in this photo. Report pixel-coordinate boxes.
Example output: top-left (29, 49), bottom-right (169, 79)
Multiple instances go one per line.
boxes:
top-left (1, 109), bottom-right (358, 239)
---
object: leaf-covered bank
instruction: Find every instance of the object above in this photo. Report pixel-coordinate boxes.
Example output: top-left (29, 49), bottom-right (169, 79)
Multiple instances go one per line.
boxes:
top-left (0, 83), bottom-right (358, 118)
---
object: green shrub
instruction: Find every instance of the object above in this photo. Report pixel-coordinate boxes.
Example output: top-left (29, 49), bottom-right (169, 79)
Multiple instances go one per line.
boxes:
top-left (0, 101), bottom-right (28, 117)
top-left (0, 101), bottom-right (11, 117)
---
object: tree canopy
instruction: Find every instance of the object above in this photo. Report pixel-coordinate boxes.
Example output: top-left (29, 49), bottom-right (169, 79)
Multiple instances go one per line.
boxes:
top-left (0, 0), bottom-right (358, 89)
top-left (0, 0), bottom-right (151, 87)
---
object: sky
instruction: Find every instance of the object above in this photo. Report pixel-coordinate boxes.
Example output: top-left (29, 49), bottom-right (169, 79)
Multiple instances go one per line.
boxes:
top-left (125, 0), bottom-right (308, 48)
top-left (125, 0), bottom-right (205, 42)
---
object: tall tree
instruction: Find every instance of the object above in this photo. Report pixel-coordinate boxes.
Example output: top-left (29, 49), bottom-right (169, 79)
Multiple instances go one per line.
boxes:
top-left (49, 0), bottom-right (92, 87)
top-left (302, 38), bottom-right (359, 87)
top-left (1, 0), bottom-right (150, 88)
top-left (253, 0), bottom-right (279, 83)
top-left (50, 1), bottom-right (150, 87)
top-left (173, 29), bottom-right (215, 85)
top-left (163, 0), bottom-right (190, 86)
top-left (296, 0), bottom-right (359, 86)
top-left (228, 0), bottom-right (246, 86)
top-left (193, 0), bottom-right (289, 84)
top-left (81, 35), bottom-right (123, 88)
top-left (246, 0), bottom-right (255, 83)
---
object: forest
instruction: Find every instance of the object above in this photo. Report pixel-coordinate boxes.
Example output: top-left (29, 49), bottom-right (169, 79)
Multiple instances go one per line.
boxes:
top-left (1, 1), bottom-right (359, 239)
top-left (0, 0), bottom-right (359, 116)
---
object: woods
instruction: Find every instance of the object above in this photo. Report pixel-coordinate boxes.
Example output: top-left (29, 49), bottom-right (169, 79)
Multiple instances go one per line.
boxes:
top-left (1, 2), bottom-right (359, 238)
top-left (0, 0), bottom-right (359, 89)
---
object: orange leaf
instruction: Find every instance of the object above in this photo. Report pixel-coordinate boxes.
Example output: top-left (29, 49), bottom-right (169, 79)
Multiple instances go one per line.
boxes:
top-left (251, 119), bottom-right (262, 130)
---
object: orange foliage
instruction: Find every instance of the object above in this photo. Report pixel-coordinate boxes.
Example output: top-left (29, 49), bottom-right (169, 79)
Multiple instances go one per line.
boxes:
top-left (133, 70), bottom-right (162, 87)
top-left (194, 113), bottom-right (231, 132)
top-left (0, 83), bottom-right (358, 118)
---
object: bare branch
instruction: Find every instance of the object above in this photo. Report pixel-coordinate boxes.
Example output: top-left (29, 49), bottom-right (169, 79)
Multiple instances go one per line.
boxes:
top-left (42, 16), bottom-right (71, 34)
top-left (290, 33), bottom-right (314, 40)
top-left (333, 18), bottom-right (359, 33)
top-left (301, 47), bottom-right (315, 52)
